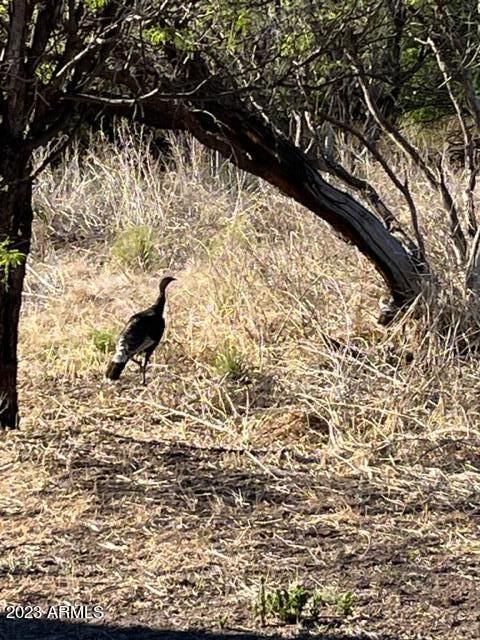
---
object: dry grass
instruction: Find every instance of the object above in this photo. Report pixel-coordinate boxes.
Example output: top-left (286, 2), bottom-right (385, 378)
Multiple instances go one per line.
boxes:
top-left (1, 129), bottom-right (480, 638)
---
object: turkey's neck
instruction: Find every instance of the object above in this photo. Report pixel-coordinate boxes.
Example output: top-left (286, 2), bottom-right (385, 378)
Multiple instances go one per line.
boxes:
top-left (153, 293), bottom-right (166, 316)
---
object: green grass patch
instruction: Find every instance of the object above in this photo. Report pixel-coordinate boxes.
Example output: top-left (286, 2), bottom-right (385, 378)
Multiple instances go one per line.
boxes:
top-left (255, 581), bottom-right (357, 625)
top-left (91, 328), bottom-right (117, 354)
top-left (213, 341), bottom-right (246, 381)
top-left (111, 226), bottom-right (158, 270)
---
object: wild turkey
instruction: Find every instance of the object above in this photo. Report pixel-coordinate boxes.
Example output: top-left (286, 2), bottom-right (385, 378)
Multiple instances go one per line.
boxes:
top-left (106, 276), bottom-right (176, 384)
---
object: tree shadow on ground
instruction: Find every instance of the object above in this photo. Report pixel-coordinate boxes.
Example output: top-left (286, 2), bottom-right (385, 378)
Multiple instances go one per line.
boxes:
top-left (63, 436), bottom-right (479, 519)
top-left (0, 617), bottom-right (403, 640)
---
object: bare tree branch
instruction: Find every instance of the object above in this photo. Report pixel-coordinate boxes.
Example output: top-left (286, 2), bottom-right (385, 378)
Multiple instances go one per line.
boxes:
top-left (351, 56), bottom-right (468, 262)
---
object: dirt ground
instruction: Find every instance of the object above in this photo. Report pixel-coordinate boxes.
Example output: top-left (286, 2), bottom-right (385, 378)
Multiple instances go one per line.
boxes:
top-left (2, 139), bottom-right (480, 639)
top-left (1, 375), bottom-right (479, 640)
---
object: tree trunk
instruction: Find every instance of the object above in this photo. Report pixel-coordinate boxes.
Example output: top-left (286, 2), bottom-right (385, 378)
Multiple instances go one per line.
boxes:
top-left (92, 95), bottom-right (426, 311)
top-left (85, 52), bottom-right (427, 312)
top-left (0, 152), bottom-right (33, 429)
top-left (0, 268), bottom-right (24, 429)
top-left (180, 103), bottom-right (426, 309)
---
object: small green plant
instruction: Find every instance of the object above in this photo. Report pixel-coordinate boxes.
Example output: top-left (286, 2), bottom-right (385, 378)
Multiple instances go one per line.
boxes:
top-left (335, 591), bottom-right (357, 617)
top-left (255, 583), bottom-right (310, 624)
top-left (91, 329), bottom-right (116, 354)
top-left (111, 226), bottom-right (158, 270)
top-left (268, 585), bottom-right (309, 624)
top-left (255, 582), bottom-right (357, 625)
top-left (312, 589), bottom-right (357, 618)
top-left (0, 238), bottom-right (25, 286)
top-left (213, 342), bottom-right (245, 381)
top-left (84, 0), bottom-right (106, 10)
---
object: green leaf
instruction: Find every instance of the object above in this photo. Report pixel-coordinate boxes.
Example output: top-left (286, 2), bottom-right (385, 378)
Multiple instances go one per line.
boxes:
top-left (0, 239), bottom-right (26, 287)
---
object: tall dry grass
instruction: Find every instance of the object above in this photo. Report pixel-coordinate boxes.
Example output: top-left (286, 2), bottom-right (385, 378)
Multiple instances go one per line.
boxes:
top-left (1, 127), bottom-right (479, 634)
top-left (19, 126), bottom-right (480, 456)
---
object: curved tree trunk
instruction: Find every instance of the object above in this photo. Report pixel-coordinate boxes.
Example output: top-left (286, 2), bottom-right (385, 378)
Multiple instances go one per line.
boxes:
top-left (87, 95), bottom-right (426, 313)
top-left (79, 49), bottom-right (427, 313)
top-left (170, 102), bottom-right (426, 311)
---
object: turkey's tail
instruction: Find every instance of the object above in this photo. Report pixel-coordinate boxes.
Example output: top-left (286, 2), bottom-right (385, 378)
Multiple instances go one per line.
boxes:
top-left (105, 360), bottom-right (127, 380)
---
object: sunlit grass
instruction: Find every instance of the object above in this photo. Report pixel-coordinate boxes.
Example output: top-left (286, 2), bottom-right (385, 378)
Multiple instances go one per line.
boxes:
top-left (3, 128), bottom-right (479, 634)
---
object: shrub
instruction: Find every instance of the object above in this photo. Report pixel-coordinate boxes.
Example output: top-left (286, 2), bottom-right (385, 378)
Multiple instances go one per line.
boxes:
top-left (111, 225), bottom-right (158, 270)
top-left (213, 342), bottom-right (245, 381)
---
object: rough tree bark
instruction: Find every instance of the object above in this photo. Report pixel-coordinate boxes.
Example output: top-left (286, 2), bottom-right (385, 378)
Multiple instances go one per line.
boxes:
top-left (0, 0), bottom-right (32, 428)
top-left (0, 152), bottom-right (33, 429)
top-left (108, 96), bottom-right (426, 314)
top-left (186, 104), bottom-right (425, 309)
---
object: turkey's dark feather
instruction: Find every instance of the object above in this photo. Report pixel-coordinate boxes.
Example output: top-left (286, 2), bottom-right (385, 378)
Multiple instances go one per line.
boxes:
top-left (105, 276), bottom-right (175, 382)
top-left (119, 310), bottom-right (165, 358)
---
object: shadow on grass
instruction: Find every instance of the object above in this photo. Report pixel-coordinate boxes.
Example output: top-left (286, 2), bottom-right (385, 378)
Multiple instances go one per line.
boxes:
top-left (63, 436), bottom-right (479, 518)
top-left (0, 617), bottom-right (402, 640)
